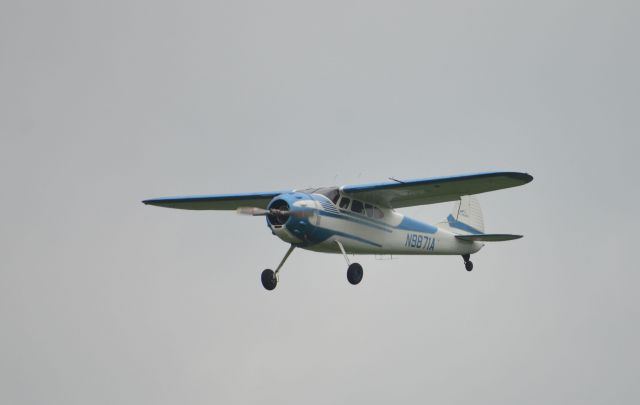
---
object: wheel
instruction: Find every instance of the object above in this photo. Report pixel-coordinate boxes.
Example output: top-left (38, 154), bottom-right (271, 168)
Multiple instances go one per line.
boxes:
top-left (347, 263), bottom-right (364, 285)
top-left (261, 269), bottom-right (277, 290)
top-left (465, 261), bottom-right (474, 272)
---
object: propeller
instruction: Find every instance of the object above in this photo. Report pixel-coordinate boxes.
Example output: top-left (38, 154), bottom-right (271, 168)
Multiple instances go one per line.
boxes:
top-left (236, 207), bottom-right (272, 216)
top-left (236, 207), bottom-right (313, 218)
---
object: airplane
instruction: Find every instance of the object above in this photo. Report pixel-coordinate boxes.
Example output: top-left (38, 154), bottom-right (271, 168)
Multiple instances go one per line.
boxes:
top-left (143, 171), bottom-right (533, 290)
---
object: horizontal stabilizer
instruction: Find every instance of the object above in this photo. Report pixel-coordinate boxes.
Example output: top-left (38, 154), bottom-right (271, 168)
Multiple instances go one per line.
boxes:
top-left (455, 234), bottom-right (523, 242)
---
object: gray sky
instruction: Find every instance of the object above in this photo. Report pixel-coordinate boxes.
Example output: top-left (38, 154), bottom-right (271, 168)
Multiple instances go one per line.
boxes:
top-left (1, 1), bottom-right (638, 404)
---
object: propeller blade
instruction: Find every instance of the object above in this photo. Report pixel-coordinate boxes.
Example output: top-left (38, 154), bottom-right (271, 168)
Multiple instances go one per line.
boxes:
top-left (237, 207), bottom-right (315, 218)
top-left (236, 207), bottom-right (269, 216)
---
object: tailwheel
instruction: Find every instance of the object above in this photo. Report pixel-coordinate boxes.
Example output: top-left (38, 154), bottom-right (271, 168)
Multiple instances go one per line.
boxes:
top-left (465, 261), bottom-right (474, 272)
top-left (261, 269), bottom-right (277, 290)
top-left (347, 263), bottom-right (364, 285)
top-left (462, 254), bottom-right (473, 272)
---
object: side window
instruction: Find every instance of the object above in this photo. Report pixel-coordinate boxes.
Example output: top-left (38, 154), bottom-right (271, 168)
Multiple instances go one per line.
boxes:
top-left (351, 200), bottom-right (364, 214)
top-left (364, 203), bottom-right (374, 218)
top-left (373, 207), bottom-right (384, 219)
top-left (339, 197), bottom-right (351, 209)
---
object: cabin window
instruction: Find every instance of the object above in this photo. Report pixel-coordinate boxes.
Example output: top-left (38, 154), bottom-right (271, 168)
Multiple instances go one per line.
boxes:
top-left (364, 203), bottom-right (374, 218)
top-left (373, 207), bottom-right (384, 219)
top-left (351, 200), bottom-right (364, 214)
top-left (339, 197), bottom-right (351, 209)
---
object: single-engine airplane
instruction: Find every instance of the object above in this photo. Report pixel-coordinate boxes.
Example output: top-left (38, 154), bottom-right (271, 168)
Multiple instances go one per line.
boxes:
top-left (143, 171), bottom-right (533, 290)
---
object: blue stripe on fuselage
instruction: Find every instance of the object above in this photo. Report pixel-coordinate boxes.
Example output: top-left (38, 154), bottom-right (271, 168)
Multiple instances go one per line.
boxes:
top-left (396, 216), bottom-right (438, 234)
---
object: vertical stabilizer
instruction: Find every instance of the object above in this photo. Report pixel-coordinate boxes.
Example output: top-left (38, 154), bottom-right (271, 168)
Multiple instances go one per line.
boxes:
top-left (441, 195), bottom-right (485, 235)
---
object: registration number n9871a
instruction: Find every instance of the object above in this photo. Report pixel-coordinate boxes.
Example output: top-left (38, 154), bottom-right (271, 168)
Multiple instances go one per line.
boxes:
top-left (405, 233), bottom-right (435, 251)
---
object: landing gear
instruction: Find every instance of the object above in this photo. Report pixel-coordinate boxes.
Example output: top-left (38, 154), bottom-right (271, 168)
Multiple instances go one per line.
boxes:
top-left (335, 240), bottom-right (363, 286)
top-left (260, 241), bottom-right (366, 290)
top-left (462, 254), bottom-right (473, 272)
top-left (261, 269), bottom-right (277, 290)
top-left (261, 244), bottom-right (295, 291)
top-left (347, 263), bottom-right (364, 285)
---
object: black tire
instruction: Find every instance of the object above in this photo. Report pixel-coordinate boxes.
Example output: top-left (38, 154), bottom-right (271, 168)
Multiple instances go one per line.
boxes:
top-left (465, 261), bottom-right (474, 272)
top-left (347, 263), bottom-right (364, 285)
top-left (261, 269), bottom-right (277, 290)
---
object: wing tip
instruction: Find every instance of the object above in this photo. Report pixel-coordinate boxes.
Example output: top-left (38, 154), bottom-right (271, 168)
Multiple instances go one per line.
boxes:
top-left (142, 199), bottom-right (168, 207)
top-left (506, 171), bottom-right (534, 184)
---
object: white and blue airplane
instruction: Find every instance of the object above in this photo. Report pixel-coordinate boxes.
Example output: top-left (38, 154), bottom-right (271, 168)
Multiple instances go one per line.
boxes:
top-left (143, 171), bottom-right (533, 290)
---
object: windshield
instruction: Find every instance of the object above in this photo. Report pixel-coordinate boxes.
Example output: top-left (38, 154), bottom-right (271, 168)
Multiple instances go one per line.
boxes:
top-left (298, 187), bottom-right (340, 204)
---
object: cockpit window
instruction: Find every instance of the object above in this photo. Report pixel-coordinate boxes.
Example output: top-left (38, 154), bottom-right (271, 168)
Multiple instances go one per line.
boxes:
top-left (351, 200), bottom-right (364, 214)
top-left (373, 207), bottom-right (384, 219)
top-left (339, 197), bottom-right (351, 209)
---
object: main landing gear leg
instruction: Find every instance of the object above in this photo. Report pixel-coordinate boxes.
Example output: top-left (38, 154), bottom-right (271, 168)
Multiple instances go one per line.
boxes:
top-left (335, 240), bottom-right (363, 285)
top-left (462, 254), bottom-right (474, 272)
top-left (261, 244), bottom-right (295, 291)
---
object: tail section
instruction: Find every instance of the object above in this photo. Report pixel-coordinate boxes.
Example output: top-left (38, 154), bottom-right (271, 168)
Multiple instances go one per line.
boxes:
top-left (439, 195), bottom-right (523, 241)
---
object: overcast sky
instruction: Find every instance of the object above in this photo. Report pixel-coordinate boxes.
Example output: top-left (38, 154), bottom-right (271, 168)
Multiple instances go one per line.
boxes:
top-left (1, 1), bottom-right (639, 404)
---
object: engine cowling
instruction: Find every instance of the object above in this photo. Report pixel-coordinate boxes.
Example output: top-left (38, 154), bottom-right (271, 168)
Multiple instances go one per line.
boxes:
top-left (266, 192), bottom-right (318, 244)
top-left (266, 199), bottom-right (290, 226)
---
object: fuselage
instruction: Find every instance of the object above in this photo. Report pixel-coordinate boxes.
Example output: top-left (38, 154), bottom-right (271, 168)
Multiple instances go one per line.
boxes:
top-left (266, 191), bottom-right (483, 256)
